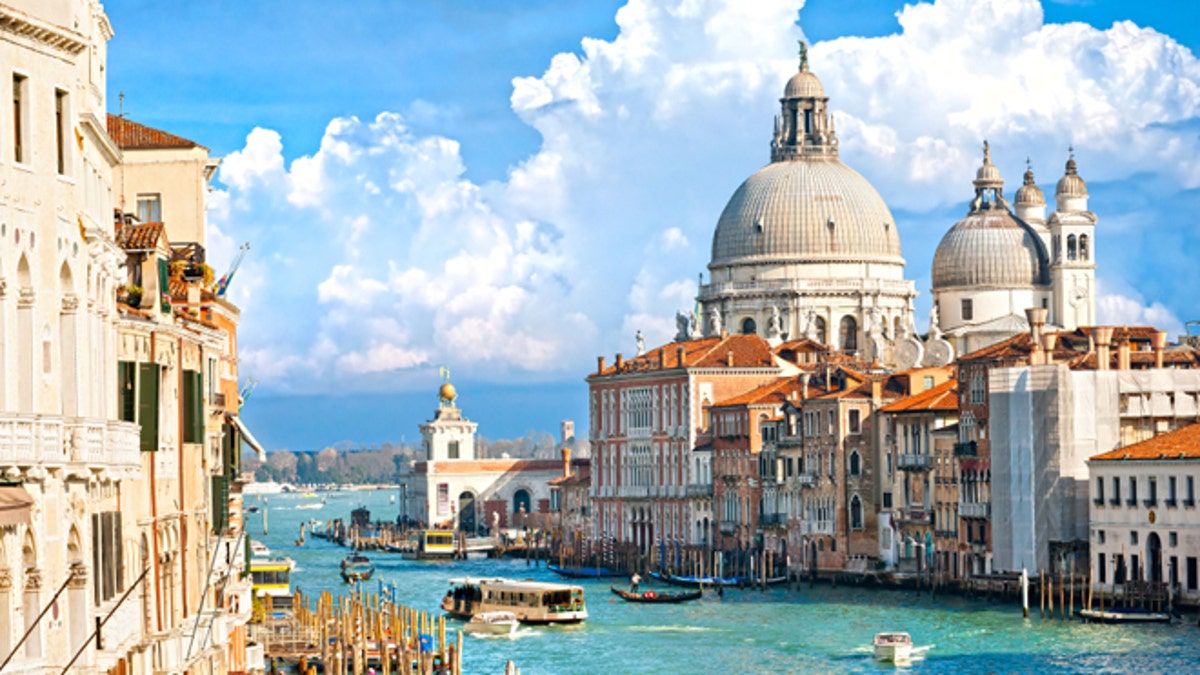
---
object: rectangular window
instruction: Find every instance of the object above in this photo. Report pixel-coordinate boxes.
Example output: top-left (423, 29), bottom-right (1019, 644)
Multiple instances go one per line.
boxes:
top-left (137, 363), bottom-right (161, 452)
top-left (923, 375), bottom-right (934, 389)
top-left (1098, 530), bottom-right (1106, 544)
top-left (118, 361), bottom-right (137, 422)
top-left (1098, 553), bottom-right (1106, 584)
top-left (882, 492), bottom-right (892, 509)
top-left (1188, 476), bottom-right (1196, 506)
top-left (1112, 477), bottom-right (1121, 505)
top-left (848, 409), bottom-right (862, 435)
top-left (1096, 477), bottom-right (1104, 504)
top-left (827, 409), bottom-right (834, 435)
top-left (448, 440), bottom-right (460, 459)
top-left (1188, 557), bottom-right (1198, 591)
top-left (1131, 530), bottom-right (1139, 545)
top-left (12, 74), bottom-right (26, 163)
top-left (55, 89), bottom-right (68, 174)
top-left (91, 511), bottom-right (124, 604)
top-left (1148, 476), bottom-right (1158, 506)
top-left (211, 474), bottom-right (229, 534)
top-left (437, 483), bottom-right (449, 516)
top-left (1128, 477), bottom-right (1138, 506)
top-left (1170, 531), bottom-right (1178, 547)
top-left (137, 193), bottom-right (162, 223)
top-left (961, 299), bottom-right (974, 321)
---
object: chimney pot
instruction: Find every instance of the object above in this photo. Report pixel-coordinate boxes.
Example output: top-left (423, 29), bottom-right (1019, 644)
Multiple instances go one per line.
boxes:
top-left (726, 350), bottom-right (734, 367)
top-left (1094, 327), bottom-right (1113, 371)
top-left (800, 372), bottom-right (811, 400)
top-left (615, 353), bottom-right (624, 369)
top-left (598, 356), bottom-right (606, 373)
top-left (1041, 331), bottom-right (1058, 364)
top-left (562, 447), bottom-right (572, 478)
top-left (1153, 331), bottom-right (1167, 369)
top-left (676, 346), bottom-right (686, 369)
top-left (1117, 339), bottom-right (1131, 371)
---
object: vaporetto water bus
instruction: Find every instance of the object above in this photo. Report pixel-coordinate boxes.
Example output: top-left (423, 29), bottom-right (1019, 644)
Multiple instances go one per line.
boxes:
top-left (442, 577), bottom-right (588, 624)
top-left (400, 529), bottom-right (456, 560)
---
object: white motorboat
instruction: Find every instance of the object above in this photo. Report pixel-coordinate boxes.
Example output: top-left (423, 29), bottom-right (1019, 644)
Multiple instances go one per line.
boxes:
top-left (464, 611), bottom-right (519, 636)
top-left (250, 540), bottom-right (271, 557)
top-left (873, 632), bottom-right (913, 663)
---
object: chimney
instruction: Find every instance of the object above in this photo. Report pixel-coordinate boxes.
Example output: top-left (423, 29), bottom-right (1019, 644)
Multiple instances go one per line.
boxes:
top-left (1094, 327), bottom-right (1113, 371)
top-left (1025, 307), bottom-right (1048, 365)
top-left (1152, 331), bottom-right (1167, 369)
top-left (561, 447), bottom-right (572, 478)
top-left (721, 327), bottom-right (728, 339)
top-left (615, 353), bottom-right (624, 369)
top-left (800, 372), bottom-right (811, 400)
top-left (871, 379), bottom-right (882, 403)
top-left (1040, 331), bottom-right (1058, 365)
top-left (726, 351), bottom-right (734, 367)
top-left (1117, 338), bottom-right (1131, 371)
top-left (676, 346), bottom-right (686, 369)
top-left (597, 356), bottom-right (606, 373)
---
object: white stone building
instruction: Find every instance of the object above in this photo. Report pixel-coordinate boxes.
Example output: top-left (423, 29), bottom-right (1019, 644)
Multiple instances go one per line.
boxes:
top-left (931, 145), bottom-right (1096, 356)
top-left (1088, 423), bottom-right (1200, 602)
top-left (695, 48), bottom-right (918, 362)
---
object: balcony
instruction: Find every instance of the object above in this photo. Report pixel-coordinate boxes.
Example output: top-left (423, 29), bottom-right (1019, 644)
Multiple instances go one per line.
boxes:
top-left (759, 513), bottom-right (786, 527)
top-left (1126, 498), bottom-right (1138, 507)
top-left (1185, 498), bottom-right (1196, 508)
top-left (686, 484), bottom-right (713, 499)
top-left (953, 441), bottom-right (977, 457)
top-left (1143, 498), bottom-right (1158, 508)
top-left (959, 502), bottom-right (990, 519)
top-left (1093, 497), bottom-right (1105, 507)
top-left (0, 414), bottom-right (141, 476)
top-left (621, 486), bottom-right (649, 499)
top-left (719, 520), bottom-right (738, 535)
top-left (897, 453), bottom-right (933, 471)
top-left (794, 472), bottom-right (818, 488)
top-left (896, 508), bottom-right (930, 524)
top-left (1166, 498), bottom-right (1178, 508)
top-left (1109, 497), bottom-right (1121, 507)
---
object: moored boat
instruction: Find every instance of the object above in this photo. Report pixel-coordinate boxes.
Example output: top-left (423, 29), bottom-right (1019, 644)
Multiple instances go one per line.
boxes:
top-left (650, 570), bottom-right (787, 588)
top-left (442, 577), bottom-right (587, 624)
top-left (340, 553), bottom-right (376, 582)
top-left (464, 611), bottom-right (519, 636)
top-left (1077, 607), bottom-right (1171, 624)
top-left (610, 586), bottom-right (702, 603)
top-left (873, 632), bottom-right (913, 663)
top-left (249, 556), bottom-right (295, 614)
top-left (401, 529), bottom-right (456, 560)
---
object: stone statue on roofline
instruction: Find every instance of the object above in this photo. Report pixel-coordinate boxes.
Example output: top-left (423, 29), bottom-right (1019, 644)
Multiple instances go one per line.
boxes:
top-left (675, 311), bottom-right (691, 342)
top-left (689, 309), bottom-right (702, 339)
top-left (636, 330), bottom-right (645, 356)
top-left (804, 309), bottom-right (819, 342)
top-left (766, 305), bottom-right (783, 346)
top-left (709, 308), bottom-right (723, 337)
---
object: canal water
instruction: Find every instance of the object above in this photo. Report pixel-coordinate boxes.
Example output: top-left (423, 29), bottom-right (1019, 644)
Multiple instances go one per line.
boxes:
top-left (250, 489), bottom-right (1200, 674)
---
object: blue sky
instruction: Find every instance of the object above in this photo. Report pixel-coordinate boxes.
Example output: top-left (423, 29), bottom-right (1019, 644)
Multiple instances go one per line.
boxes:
top-left (106, 0), bottom-right (1200, 450)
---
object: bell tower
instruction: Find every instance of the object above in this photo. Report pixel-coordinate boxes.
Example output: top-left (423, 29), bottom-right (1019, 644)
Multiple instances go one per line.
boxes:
top-left (1048, 150), bottom-right (1096, 330)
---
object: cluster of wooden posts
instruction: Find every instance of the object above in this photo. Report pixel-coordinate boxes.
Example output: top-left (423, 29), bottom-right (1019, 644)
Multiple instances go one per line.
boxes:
top-left (263, 589), bottom-right (464, 675)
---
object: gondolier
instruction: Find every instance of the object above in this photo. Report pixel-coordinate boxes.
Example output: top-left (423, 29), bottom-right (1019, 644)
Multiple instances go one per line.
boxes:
top-left (631, 572), bottom-right (642, 593)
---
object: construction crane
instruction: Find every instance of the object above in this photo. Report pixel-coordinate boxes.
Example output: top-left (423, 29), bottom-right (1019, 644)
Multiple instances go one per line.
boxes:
top-left (239, 377), bottom-right (258, 412)
top-left (215, 243), bottom-right (249, 297)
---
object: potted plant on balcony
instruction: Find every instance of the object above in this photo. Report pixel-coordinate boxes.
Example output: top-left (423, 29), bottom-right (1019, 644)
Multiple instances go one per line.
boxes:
top-left (123, 284), bottom-right (143, 308)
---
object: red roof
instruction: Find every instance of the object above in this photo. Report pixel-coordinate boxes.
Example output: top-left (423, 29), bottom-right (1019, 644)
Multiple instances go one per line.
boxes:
top-left (591, 334), bottom-right (775, 376)
top-left (1091, 423), bottom-right (1200, 461)
top-left (107, 114), bottom-right (205, 150)
top-left (115, 223), bottom-right (165, 250)
top-left (880, 378), bottom-right (958, 414)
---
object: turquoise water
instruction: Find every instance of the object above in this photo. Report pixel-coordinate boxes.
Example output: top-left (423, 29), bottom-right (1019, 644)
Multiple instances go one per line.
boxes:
top-left (250, 490), bottom-right (1200, 674)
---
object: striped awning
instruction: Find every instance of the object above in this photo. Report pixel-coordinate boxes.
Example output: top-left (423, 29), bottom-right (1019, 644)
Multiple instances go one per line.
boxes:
top-left (0, 485), bottom-right (33, 527)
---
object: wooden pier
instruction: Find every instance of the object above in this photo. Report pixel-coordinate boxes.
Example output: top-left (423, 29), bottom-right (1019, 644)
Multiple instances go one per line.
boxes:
top-left (253, 589), bottom-right (464, 674)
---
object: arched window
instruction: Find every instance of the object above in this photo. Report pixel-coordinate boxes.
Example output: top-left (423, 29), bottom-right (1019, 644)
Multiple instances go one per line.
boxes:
top-left (1079, 234), bottom-right (1089, 261)
top-left (839, 315), bottom-right (858, 354)
top-left (849, 451), bottom-right (861, 476)
top-left (850, 495), bottom-right (863, 530)
top-left (814, 316), bottom-right (827, 344)
top-left (1067, 234), bottom-right (1077, 261)
top-left (741, 317), bottom-right (756, 335)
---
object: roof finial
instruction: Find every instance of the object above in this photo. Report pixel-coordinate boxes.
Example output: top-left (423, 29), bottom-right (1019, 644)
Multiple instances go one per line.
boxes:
top-left (798, 40), bottom-right (808, 71)
top-left (982, 139), bottom-right (991, 164)
top-left (1026, 156), bottom-right (1032, 171)
top-left (1068, 144), bottom-right (1074, 160)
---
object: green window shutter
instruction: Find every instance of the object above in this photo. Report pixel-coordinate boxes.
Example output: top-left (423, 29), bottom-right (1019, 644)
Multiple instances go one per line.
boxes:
top-left (211, 474), bottom-right (229, 534)
top-left (183, 370), bottom-right (205, 444)
top-left (137, 363), bottom-right (160, 452)
top-left (195, 370), bottom-right (205, 443)
top-left (118, 361), bottom-right (137, 422)
top-left (158, 258), bottom-right (170, 313)
top-left (222, 421), bottom-right (237, 476)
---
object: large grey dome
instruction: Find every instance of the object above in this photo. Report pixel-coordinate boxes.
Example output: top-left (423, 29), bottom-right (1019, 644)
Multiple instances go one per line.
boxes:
top-left (931, 210), bottom-right (1049, 289)
top-left (710, 159), bottom-right (904, 266)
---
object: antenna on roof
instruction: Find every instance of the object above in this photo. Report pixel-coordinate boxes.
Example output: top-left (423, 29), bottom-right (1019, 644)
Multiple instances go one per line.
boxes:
top-left (119, 92), bottom-right (125, 118)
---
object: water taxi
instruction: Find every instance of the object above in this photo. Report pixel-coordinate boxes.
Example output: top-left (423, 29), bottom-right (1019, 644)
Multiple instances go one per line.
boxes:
top-left (401, 529), bottom-right (456, 560)
top-left (341, 553), bottom-right (376, 582)
top-left (249, 556), bottom-right (295, 613)
top-left (464, 611), bottom-right (519, 636)
top-left (873, 632), bottom-right (913, 664)
top-left (442, 577), bottom-right (587, 624)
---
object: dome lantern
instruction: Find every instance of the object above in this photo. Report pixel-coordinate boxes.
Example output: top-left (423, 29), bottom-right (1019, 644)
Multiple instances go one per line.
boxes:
top-left (771, 40), bottom-right (837, 163)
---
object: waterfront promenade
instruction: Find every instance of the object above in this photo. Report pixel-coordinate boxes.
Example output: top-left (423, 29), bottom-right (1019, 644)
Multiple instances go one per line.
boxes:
top-left (254, 489), bottom-right (1200, 674)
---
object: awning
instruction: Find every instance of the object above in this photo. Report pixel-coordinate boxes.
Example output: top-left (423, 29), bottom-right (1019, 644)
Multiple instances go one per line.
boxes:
top-left (230, 415), bottom-right (268, 462)
top-left (0, 485), bottom-right (34, 527)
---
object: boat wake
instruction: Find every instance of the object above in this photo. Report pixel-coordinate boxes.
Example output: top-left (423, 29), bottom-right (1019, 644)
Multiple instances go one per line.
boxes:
top-left (637, 625), bottom-right (718, 634)
top-left (472, 628), bottom-right (542, 641)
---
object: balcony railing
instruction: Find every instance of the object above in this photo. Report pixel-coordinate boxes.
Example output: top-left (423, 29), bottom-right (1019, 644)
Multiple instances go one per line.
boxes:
top-left (897, 453), bottom-right (933, 471)
top-left (686, 484), bottom-right (713, 498)
top-left (897, 508), bottom-right (929, 524)
top-left (1109, 497), bottom-right (1121, 507)
top-left (953, 441), bottom-right (977, 457)
top-left (0, 414), bottom-right (140, 472)
top-left (1093, 497), bottom-right (1105, 507)
top-left (1143, 498), bottom-right (1158, 508)
top-left (1126, 498), bottom-right (1138, 507)
top-left (795, 472), bottom-right (818, 488)
top-left (1185, 498), bottom-right (1197, 508)
top-left (959, 502), bottom-right (990, 519)
top-left (1166, 498), bottom-right (1178, 508)
top-left (759, 513), bottom-right (786, 527)
top-left (719, 520), bottom-right (738, 535)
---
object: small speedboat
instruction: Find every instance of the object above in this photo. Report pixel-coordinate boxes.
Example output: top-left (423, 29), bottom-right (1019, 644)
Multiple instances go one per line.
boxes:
top-left (464, 611), bottom-right (519, 636)
top-left (873, 632), bottom-right (913, 663)
top-left (340, 553), bottom-right (376, 582)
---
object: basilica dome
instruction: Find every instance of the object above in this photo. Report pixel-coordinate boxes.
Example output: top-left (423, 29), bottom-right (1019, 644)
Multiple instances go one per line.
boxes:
top-left (710, 159), bottom-right (903, 266)
top-left (932, 146), bottom-right (1049, 290)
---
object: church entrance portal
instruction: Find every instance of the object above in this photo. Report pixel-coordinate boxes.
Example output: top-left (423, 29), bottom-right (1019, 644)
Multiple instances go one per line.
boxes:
top-left (458, 492), bottom-right (476, 533)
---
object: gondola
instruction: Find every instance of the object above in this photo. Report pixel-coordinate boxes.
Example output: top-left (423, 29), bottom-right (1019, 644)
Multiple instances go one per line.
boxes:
top-left (610, 586), bottom-right (702, 603)
top-left (547, 563), bottom-right (624, 579)
top-left (649, 570), bottom-right (788, 588)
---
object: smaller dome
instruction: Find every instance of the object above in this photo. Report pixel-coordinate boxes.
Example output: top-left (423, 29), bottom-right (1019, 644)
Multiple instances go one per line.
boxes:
top-left (931, 211), bottom-right (1050, 290)
top-left (1056, 157), bottom-right (1088, 197)
top-left (439, 382), bottom-right (457, 401)
top-left (784, 69), bottom-right (824, 99)
top-left (973, 141), bottom-right (1003, 188)
top-left (1014, 167), bottom-right (1044, 205)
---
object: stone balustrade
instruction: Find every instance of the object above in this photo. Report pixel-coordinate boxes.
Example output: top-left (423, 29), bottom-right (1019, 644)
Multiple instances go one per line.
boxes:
top-left (0, 414), bottom-right (141, 475)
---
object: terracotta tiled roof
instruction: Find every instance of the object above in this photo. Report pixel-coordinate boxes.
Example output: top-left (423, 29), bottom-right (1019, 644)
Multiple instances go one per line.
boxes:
top-left (548, 463), bottom-right (591, 486)
top-left (106, 114), bottom-right (204, 150)
top-left (880, 378), bottom-right (958, 414)
top-left (1090, 423), bottom-right (1200, 461)
top-left (713, 378), bottom-right (797, 408)
top-left (418, 459), bottom-right (565, 473)
top-left (115, 222), bottom-right (165, 250)
top-left (591, 334), bottom-right (775, 376)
